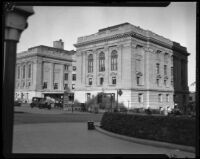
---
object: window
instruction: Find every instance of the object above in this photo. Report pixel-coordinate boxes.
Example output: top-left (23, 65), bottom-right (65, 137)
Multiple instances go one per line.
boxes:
top-left (28, 64), bottom-right (31, 78)
top-left (112, 77), bottom-right (116, 85)
top-left (136, 59), bottom-right (141, 72)
top-left (88, 54), bottom-right (93, 73)
top-left (171, 67), bottom-right (173, 77)
top-left (89, 78), bottom-right (92, 85)
top-left (138, 93), bottom-right (143, 103)
top-left (17, 66), bottom-right (20, 79)
top-left (164, 79), bottom-right (167, 86)
top-left (156, 50), bottom-right (161, 59)
top-left (43, 82), bottom-right (47, 89)
top-left (99, 52), bottom-right (105, 72)
top-left (164, 53), bottom-right (168, 62)
top-left (64, 73), bottom-right (68, 81)
top-left (87, 93), bottom-right (91, 101)
top-left (111, 50), bottom-right (118, 71)
top-left (64, 84), bottom-right (68, 90)
top-left (72, 84), bottom-right (75, 90)
top-left (137, 76), bottom-right (140, 85)
top-left (28, 82), bottom-right (31, 87)
top-left (64, 65), bottom-right (69, 71)
top-left (156, 63), bottom-right (160, 74)
top-left (166, 94), bottom-right (169, 102)
top-left (171, 80), bottom-right (174, 86)
top-left (22, 65), bottom-right (25, 79)
top-left (100, 77), bottom-right (104, 85)
top-left (164, 65), bottom-right (167, 75)
top-left (72, 74), bottom-right (76, 81)
top-left (156, 79), bottom-right (160, 86)
top-left (158, 94), bottom-right (162, 102)
top-left (73, 66), bottom-right (76, 71)
top-left (54, 83), bottom-right (58, 89)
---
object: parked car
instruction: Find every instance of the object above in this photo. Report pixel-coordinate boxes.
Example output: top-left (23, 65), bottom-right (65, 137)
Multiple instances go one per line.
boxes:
top-left (30, 97), bottom-right (43, 108)
top-left (14, 100), bottom-right (22, 106)
top-left (54, 99), bottom-right (63, 109)
top-left (168, 108), bottom-right (183, 116)
top-left (38, 98), bottom-right (51, 110)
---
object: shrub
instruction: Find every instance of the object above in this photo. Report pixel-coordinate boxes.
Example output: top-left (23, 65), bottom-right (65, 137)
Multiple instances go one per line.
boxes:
top-left (144, 108), bottom-right (152, 115)
top-left (101, 112), bottom-right (195, 146)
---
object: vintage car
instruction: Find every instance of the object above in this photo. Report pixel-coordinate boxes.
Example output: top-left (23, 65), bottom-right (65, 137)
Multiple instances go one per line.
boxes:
top-left (30, 97), bottom-right (51, 110)
top-left (30, 97), bottom-right (43, 108)
top-left (14, 99), bottom-right (22, 107)
top-left (38, 98), bottom-right (51, 110)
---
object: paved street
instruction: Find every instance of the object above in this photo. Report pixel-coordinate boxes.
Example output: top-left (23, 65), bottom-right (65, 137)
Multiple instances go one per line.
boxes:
top-left (12, 106), bottom-right (195, 157)
top-left (12, 123), bottom-right (195, 157)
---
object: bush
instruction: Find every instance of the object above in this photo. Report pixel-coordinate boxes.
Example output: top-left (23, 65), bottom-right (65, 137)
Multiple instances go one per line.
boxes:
top-left (144, 108), bottom-right (152, 115)
top-left (101, 112), bottom-right (195, 146)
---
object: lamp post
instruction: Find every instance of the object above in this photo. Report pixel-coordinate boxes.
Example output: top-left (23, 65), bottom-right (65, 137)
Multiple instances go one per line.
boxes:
top-left (117, 89), bottom-right (122, 112)
top-left (3, 4), bottom-right (34, 155)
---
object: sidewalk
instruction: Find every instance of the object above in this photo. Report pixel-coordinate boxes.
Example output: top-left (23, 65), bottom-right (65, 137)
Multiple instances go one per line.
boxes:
top-left (12, 122), bottom-right (195, 157)
top-left (15, 105), bottom-right (92, 115)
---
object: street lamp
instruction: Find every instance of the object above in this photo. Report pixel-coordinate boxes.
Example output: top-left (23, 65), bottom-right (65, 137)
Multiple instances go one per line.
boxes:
top-left (117, 89), bottom-right (122, 112)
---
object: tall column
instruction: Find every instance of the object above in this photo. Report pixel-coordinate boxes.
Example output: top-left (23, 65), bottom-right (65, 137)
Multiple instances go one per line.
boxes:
top-left (50, 63), bottom-right (54, 90)
top-left (96, 50), bottom-right (99, 86)
top-left (104, 46), bottom-right (109, 86)
top-left (82, 52), bottom-right (86, 86)
top-left (118, 44), bottom-right (123, 85)
top-left (3, 4), bottom-right (34, 155)
top-left (60, 64), bottom-right (63, 91)
top-left (144, 47), bottom-right (151, 108)
top-left (93, 49), bottom-right (97, 87)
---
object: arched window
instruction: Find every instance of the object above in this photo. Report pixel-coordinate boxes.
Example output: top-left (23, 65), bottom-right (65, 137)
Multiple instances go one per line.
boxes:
top-left (88, 54), bottom-right (93, 73)
top-left (99, 52), bottom-right (105, 72)
top-left (111, 50), bottom-right (118, 71)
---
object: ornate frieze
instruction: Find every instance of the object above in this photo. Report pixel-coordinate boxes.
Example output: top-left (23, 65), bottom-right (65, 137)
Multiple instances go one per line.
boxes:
top-left (136, 71), bottom-right (143, 77)
top-left (98, 73), bottom-right (105, 77)
top-left (110, 72), bottom-right (117, 76)
top-left (87, 74), bottom-right (93, 78)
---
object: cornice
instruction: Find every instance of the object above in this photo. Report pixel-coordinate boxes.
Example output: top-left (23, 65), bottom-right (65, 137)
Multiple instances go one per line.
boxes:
top-left (17, 53), bottom-right (74, 62)
top-left (74, 31), bottom-right (189, 55)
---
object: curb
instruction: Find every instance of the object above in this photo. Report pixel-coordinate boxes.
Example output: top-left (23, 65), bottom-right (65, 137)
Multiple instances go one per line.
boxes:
top-left (94, 125), bottom-right (195, 153)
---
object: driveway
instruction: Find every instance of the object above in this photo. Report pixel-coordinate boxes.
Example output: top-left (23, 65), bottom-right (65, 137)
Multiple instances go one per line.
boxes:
top-left (12, 122), bottom-right (195, 157)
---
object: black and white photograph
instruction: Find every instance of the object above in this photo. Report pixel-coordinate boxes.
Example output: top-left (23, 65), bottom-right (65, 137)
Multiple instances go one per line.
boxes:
top-left (3, 2), bottom-right (197, 158)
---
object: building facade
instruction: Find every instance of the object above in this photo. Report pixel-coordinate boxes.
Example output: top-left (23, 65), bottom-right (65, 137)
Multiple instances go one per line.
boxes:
top-left (74, 22), bottom-right (189, 110)
top-left (15, 40), bottom-right (76, 103)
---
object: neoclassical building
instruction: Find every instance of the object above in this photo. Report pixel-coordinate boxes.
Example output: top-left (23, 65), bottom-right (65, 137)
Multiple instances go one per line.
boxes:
top-left (74, 22), bottom-right (189, 110)
top-left (15, 40), bottom-right (76, 103)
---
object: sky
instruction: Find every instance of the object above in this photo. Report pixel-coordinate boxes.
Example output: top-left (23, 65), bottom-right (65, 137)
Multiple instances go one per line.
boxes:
top-left (17, 2), bottom-right (196, 91)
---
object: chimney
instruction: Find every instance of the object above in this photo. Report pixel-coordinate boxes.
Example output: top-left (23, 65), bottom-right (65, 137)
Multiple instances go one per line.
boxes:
top-left (53, 39), bottom-right (64, 49)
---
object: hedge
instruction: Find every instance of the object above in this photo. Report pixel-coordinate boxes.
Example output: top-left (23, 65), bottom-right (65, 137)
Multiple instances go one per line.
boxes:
top-left (101, 112), bottom-right (195, 146)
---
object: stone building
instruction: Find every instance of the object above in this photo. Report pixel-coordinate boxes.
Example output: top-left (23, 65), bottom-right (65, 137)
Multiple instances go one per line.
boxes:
top-left (15, 40), bottom-right (76, 103)
top-left (74, 22), bottom-right (189, 110)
